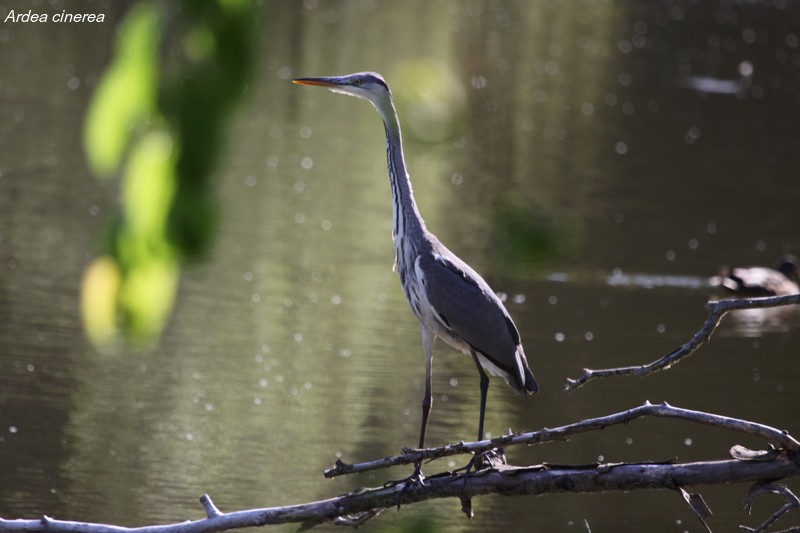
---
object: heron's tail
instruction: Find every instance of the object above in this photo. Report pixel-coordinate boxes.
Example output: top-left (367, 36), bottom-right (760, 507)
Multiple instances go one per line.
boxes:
top-left (515, 345), bottom-right (539, 395)
top-left (523, 366), bottom-right (539, 395)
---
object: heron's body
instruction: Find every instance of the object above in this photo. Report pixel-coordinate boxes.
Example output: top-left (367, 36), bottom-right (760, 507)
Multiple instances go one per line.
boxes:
top-left (293, 72), bottom-right (538, 467)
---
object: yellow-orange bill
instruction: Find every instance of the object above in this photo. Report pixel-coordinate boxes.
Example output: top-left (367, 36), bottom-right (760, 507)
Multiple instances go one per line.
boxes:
top-left (292, 78), bottom-right (336, 87)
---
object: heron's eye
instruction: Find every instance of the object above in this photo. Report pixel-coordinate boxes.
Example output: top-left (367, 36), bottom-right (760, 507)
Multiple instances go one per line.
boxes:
top-left (353, 79), bottom-right (363, 86)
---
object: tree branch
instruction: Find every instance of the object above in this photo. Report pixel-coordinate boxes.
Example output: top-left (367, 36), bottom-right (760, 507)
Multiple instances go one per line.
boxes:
top-left (3, 454), bottom-right (800, 533)
top-left (741, 482), bottom-right (800, 533)
top-left (564, 294), bottom-right (800, 393)
top-left (0, 452), bottom-right (800, 533)
top-left (3, 403), bottom-right (800, 532)
top-left (324, 401), bottom-right (800, 478)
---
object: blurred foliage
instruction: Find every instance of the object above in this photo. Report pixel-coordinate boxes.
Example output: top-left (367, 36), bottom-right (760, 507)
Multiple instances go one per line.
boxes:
top-left (391, 59), bottom-right (467, 143)
top-left (81, 0), bottom-right (256, 348)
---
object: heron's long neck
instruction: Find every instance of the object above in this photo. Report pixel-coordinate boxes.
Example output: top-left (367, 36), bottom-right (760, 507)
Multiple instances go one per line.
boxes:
top-left (380, 102), bottom-right (426, 246)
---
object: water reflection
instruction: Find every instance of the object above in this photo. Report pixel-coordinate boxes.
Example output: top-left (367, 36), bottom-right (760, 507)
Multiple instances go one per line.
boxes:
top-left (1, 1), bottom-right (800, 532)
top-left (717, 305), bottom-right (800, 338)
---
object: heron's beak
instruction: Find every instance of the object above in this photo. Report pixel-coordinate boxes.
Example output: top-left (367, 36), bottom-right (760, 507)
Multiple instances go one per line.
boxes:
top-left (292, 77), bottom-right (340, 88)
top-left (293, 77), bottom-right (358, 98)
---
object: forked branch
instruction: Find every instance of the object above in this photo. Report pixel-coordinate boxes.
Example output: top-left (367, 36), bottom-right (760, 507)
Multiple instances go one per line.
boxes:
top-left (564, 294), bottom-right (800, 393)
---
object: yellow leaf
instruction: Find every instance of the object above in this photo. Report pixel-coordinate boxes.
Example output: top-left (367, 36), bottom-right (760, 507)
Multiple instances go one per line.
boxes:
top-left (80, 256), bottom-right (122, 347)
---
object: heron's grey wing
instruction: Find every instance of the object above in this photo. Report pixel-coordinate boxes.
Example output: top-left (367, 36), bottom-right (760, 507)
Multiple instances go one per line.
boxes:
top-left (416, 251), bottom-right (522, 379)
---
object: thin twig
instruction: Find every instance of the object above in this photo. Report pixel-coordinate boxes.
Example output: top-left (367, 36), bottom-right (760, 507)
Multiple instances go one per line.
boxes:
top-left (564, 294), bottom-right (800, 393)
top-left (199, 494), bottom-right (222, 519)
top-left (324, 401), bottom-right (800, 478)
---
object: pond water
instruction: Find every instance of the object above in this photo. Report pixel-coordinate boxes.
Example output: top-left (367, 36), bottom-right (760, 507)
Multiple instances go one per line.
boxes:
top-left (1, 1), bottom-right (800, 532)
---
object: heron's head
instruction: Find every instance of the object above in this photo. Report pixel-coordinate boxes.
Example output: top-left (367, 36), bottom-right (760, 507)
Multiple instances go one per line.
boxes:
top-left (293, 72), bottom-right (393, 116)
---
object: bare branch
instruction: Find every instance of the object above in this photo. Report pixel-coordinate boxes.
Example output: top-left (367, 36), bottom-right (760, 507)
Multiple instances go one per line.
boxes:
top-left (4, 454), bottom-right (800, 533)
top-left (565, 294), bottom-right (800, 393)
top-left (740, 483), bottom-right (800, 532)
top-left (325, 402), bottom-right (800, 478)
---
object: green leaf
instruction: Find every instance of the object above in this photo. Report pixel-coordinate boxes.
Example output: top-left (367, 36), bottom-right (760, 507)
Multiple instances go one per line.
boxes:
top-left (83, 4), bottom-right (159, 177)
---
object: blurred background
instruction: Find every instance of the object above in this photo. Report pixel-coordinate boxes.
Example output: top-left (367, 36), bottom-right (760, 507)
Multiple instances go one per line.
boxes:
top-left (1, 1), bottom-right (799, 531)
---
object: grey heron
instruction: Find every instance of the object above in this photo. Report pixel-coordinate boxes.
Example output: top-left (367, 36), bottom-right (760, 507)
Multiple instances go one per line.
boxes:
top-left (293, 72), bottom-right (539, 477)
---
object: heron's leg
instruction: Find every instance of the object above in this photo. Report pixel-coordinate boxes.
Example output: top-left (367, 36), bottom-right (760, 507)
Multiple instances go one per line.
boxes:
top-left (453, 350), bottom-right (491, 482)
top-left (411, 328), bottom-right (435, 480)
top-left (469, 350), bottom-right (490, 442)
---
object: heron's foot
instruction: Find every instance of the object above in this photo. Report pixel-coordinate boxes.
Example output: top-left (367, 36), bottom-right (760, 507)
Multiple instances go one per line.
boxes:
top-left (456, 448), bottom-right (507, 483)
top-left (409, 463), bottom-right (426, 485)
top-left (384, 464), bottom-right (426, 510)
top-left (476, 447), bottom-right (507, 469)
